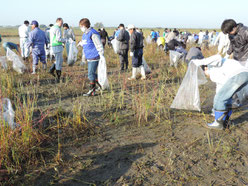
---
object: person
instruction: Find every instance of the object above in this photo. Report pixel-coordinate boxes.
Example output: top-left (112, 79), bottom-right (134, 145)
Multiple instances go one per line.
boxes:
top-left (213, 31), bottom-right (230, 55)
top-left (99, 28), bottom-right (109, 48)
top-left (165, 30), bottom-right (177, 43)
top-left (112, 28), bottom-right (118, 38)
top-left (194, 33), bottom-right (199, 44)
top-left (210, 30), bottom-right (217, 46)
top-left (116, 24), bottom-right (130, 72)
top-left (165, 39), bottom-right (181, 52)
top-left (63, 23), bottom-right (76, 56)
top-left (202, 30), bottom-right (209, 49)
top-left (26, 20), bottom-right (48, 74)
top-left (150, 30), bottom-right (157, 42)
top-left (198, 30), bottom-right (205, 45)
top-left (79, 18), bottom-right (104, 96)
top-left (221, 19), bottom-right (248, 64)
top-left (185, 47), bottom-right (204, 64)
top-left (201, 57), bottom-right (248, 130)
top-left (128, 24), bottom-right (146, 80)
top-left (2, 42), bottom-right (21, 54)
top-left (175, 42), bottom-right (187, 59)
top-left (49, 18), bottom-right (66, 82)
top-left (18, 20), bottom-right (30, 61)
top-left (45, 24), bottom-right (54, 61)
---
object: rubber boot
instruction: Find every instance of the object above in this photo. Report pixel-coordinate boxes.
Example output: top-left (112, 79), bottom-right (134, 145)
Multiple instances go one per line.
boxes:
top-left (83, 81), bottom-right (96, 97)
top-left (32, 65), bottom-right (36, 75)
top-left (49, 63), bottom-right (56, 77)
top-left (140, 65), bottom-right (146, 80)
top-left (128, 67), bottom-right (137, 80)
top-left (56, 70), bottom-right (61, 83)
top-left (224, 109), bottom-right (233, 128)
top-left (43, 63), bottom-right (47, 71)
top-left (207, 111), bottom-right (228, 130)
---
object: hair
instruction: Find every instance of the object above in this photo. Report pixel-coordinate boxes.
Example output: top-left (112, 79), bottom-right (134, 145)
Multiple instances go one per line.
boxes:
top-left (196, 47), bottom-right (201, 51)
top-left (49, 24), bottom-right (54, 27)
top-left (221, 19), bottom-right (237, 34)
top-left (63, 23), bottom-right (69, 28)
top-left (201, 65), bottom-right (208, 71)
top-left (79, 18), bottom-right (91, 28)
top-left (119, 23), bottom-right (124, 28)
top-left (24, 20), bottom-right (29, 25)
top-left (56, 18), bottom-right (63, 22)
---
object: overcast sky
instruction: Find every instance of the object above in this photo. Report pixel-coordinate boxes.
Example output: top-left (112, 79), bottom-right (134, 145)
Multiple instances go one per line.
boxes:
top-left (1, 0), bottom-right (247, 28)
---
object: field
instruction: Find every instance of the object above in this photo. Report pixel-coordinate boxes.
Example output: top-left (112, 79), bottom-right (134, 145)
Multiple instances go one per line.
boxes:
top-left (0, 27), bottom-right (248, 186)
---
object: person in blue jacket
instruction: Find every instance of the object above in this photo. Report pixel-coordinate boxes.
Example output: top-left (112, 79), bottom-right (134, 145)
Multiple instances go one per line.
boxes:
top-left (79, 18), bottom-right (104, 96)
top-left (27, 20), bottom-right (48, 74)
top-left (150, 30), bottom-right (158, 42)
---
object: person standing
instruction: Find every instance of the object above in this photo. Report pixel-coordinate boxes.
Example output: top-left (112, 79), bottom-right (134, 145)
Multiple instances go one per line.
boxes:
top-left (26, 21), bottom-right (48, 74)
top-left (213, 31), bottom-right (230, 55)
top-left (63, 23), bottom-right (76, 57)
top-left (116, 23), bottom-right (130, 72)
top-left (18, 20), bottom-right (30, 61)
top-left (99, 28), bottom-right (109, 48)
top-left (79, 18), bottom-right (104, 96)
top-left (49, 18), bottom-right (66, 82)
top-left (128, 24), bottom-right (146, 80)
top-left (45, 24), bottom-right (54, 61)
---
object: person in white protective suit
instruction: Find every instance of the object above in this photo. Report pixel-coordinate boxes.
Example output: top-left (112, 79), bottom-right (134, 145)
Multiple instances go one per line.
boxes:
top-left (197, 56), bottom-right (248, 130)
top-left (213, 31), bottom-right (230, 55)
top-left (198, 30), bottom-right (205, 45)
top-left (18, 20), bottom-right (30, 61)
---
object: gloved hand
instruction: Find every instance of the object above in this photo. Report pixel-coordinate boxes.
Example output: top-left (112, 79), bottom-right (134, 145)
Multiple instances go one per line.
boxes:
top-left (77, 41), bottom-right (82, 48)
top-left (130, 52), bottom-right (134, 57)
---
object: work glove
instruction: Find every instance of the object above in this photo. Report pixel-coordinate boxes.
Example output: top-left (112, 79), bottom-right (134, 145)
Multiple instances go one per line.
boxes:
top-left (77, 41), bottom-right (82, 48)
top-left (130, 52), bottom-right (134, 57)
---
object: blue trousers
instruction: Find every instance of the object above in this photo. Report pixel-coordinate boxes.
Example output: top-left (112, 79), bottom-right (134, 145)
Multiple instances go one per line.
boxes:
top-left (214, 72), bottom-right (248, 111)
top-left (88, 60), bottom-right (99, 81)
top-left (32, 49), bottom-right (46, 65)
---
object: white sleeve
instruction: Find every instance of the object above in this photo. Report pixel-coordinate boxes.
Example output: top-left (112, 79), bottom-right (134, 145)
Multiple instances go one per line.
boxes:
top-left (92, 34), bottom-right (104, 56)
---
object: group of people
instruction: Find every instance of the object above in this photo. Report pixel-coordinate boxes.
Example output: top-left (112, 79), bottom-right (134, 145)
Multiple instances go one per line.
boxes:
top-left (1, 18), bottom-right (248, 130)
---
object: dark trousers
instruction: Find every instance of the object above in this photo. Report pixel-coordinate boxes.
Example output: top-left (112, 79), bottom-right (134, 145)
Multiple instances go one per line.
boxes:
top-left (132, 48), bottom-right (143, 68)
top-left (119, 49), bottom-right (129, 70)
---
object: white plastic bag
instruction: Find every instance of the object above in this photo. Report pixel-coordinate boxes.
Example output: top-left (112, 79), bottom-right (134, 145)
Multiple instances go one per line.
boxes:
top-left (0, 56), bottom-right (8, 70)
top-left (0, 98), bottom-right (17, 129)
top-left (111, 39), bottom-right (120, 54)
top-left (67, 40), bottom-right (78, 66)
top-left (142, 57), bottom-right (151, 74)
top-left (98, 55), bottom-right (109, 90)
top-left (146, 36), bottom-right (152, 44)
top-left (169, 50), bottom-right (183, 67)
top-left (6, 48), bottom-right (26, 74)
top-left (170, 61), bottom-right (208, 111)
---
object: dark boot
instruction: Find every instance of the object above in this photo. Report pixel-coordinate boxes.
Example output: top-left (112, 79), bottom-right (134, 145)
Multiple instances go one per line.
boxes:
top-left (49, 64), bottom-right (56, 77)
top-left (83, 81), bottom-right (96, 97)
top-left (207, 111), bottom-right (228, 130)
top-left (56, 70), bottom-right (61, 83)
top-left (224, 109), bottom-right (233, 128)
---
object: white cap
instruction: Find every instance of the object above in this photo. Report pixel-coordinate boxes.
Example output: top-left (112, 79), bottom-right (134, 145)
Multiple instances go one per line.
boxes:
top-left (127, 24), bottom-right (135, 30)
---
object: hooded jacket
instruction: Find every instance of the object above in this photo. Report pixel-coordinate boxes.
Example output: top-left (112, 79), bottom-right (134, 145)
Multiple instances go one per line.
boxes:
top-left (227, 23), bottom-right (248, 61)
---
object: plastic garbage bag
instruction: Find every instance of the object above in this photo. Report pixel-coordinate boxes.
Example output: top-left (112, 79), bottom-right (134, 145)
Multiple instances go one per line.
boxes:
top-left (170, 61), bottom-right (208, 111)
top-left (169, 50), bottom-right (184, 67)
top-left (142, 57), bottom-right (151, 74)
top-left (0, 98), bottom-right (17, 129)
top-left (146, 36), bottom-right (152, 44)
top-left (6, 48), bottom-right (26, 74)
top-left (67, 40), bottom-right (78, 66)
top-left (98, 55), bottom-right (109, 90)
top-left (111, 39), bottom-right (120, 54)
top-left (157, 37), bottom-right (165, 47)
top-left (0, 56), bottom-right (8, 70)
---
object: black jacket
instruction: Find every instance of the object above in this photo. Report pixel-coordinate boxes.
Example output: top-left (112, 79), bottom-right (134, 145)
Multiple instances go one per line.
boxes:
top-left (130, 30), bottom-right (144, 52)
top-left (227, 23), bottom-right (248, 61)
top-left (116, 29), bottom-right (130, 50)
top-left (99, 30), bottom-right (109, 40)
